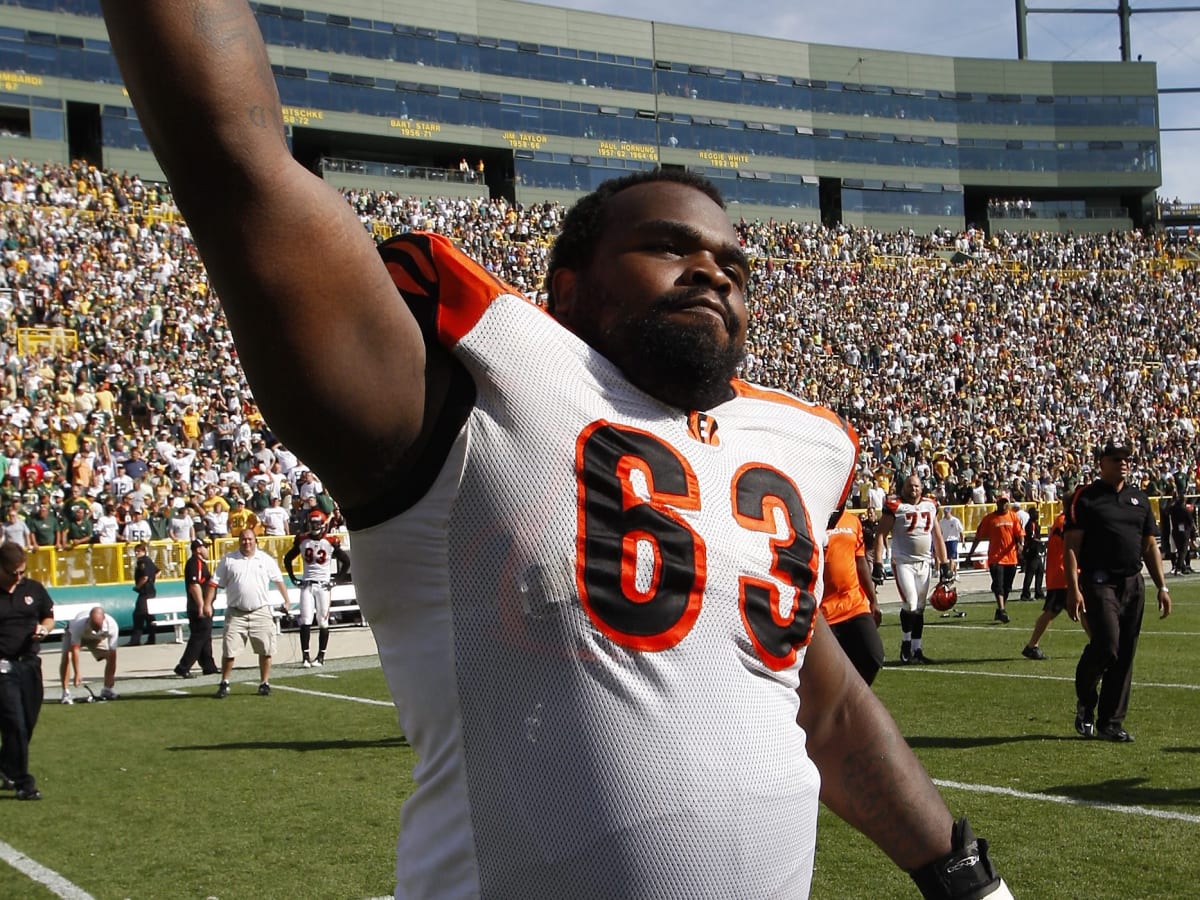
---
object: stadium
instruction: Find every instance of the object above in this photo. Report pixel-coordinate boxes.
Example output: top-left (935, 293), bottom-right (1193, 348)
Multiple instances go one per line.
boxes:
top-left (1, 0), bottom-right (1166, 232)
top-left (0, 1), bottom-right (1197, 898)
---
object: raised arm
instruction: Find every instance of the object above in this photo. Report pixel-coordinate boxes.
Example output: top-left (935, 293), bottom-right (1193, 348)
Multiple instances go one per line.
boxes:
top-left (100, 2), bottom-right (431, 507)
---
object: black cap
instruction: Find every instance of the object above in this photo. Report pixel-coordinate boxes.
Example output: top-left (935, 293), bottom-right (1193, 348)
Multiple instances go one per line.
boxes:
top-left (1099, 441), bottom-right (1132, 460)
top-left (190, 539), bottom-right (205, 551)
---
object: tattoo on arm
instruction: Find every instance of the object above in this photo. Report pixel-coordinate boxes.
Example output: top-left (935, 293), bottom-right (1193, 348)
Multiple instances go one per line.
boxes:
top-left (191, 3), bottom-right (284, 135)
top-left (832, 743), bottom-right (929, 865)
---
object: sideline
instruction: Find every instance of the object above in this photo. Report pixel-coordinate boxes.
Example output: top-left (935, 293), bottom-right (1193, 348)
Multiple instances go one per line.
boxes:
top-left (934, 779), bottom-right (1200, 824)
top-left (0, 838), bottom-right (95, 900)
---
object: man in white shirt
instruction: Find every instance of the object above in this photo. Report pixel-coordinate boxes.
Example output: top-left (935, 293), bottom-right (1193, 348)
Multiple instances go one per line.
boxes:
top-left (207, 529), bottom-right (291, 698)
top-left (940, 505), bottom-right (965, 580)
top-left (93, 504), bottom-right (121, 544)
top-left (258, 498), bottom-right (290, 536)
top-left (59, 606), bottom-right (120, 703)
top-left (122, 508), bottom-right (152, 543)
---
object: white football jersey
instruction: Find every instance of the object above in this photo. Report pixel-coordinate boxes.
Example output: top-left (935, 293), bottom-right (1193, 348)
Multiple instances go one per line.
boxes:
top-left (294, 533), bottom-right (339, 582)
top-left (884, 495), bottom-right (939, 562)
top-left (349, 233), bottom-right (858, 900)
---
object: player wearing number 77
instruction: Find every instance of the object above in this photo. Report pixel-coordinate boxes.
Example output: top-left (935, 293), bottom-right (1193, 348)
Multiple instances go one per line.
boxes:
top-left (874, 474), bottom-right (951, 665)
top-left (99, 4), bottom-right (1010, 896)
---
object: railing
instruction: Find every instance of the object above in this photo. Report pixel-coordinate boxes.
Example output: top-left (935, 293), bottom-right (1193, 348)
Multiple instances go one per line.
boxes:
top-left (319, 156), bottom-right (479, 185)
top-left (989, 203), bottom-right (1129, 221)
top-left (24, 535), bottom-right (307, 589)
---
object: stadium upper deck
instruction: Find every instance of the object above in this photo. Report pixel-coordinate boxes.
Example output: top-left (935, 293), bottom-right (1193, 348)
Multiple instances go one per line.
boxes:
top-left (0, 0), bottom-right (1162, 233)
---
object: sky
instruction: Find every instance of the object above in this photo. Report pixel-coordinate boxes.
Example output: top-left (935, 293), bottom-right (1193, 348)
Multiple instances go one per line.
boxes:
top-left (526, 0), bottom-right (1200, 203)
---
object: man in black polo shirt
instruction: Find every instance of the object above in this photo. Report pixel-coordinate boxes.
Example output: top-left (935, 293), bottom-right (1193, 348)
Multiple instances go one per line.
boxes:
top-left (1064, 440), bottom-right (1171, 743)
top-left (0, 541), bottom-right (55, 800)
top-left (174, 540), bottom-right (219, 678)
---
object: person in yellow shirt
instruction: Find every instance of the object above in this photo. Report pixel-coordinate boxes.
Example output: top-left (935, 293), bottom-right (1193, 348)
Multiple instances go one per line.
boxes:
top-left (226, 497), bottom-right (261, 536)
top-left (181, 406), bottom-right (201, 448)
top-left (200, 484), bottom-right (230, 515)
top-left (94, 382), bottom-right (115, 418)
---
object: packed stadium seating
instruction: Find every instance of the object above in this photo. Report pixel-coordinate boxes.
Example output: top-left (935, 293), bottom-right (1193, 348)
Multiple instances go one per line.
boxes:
top-left (2, 157), bottom-right (1198, 591)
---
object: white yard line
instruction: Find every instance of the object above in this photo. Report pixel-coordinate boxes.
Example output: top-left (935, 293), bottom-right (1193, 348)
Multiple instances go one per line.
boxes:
top-left (934, 779), bottom-right (1200, 824)
top-left (0, 839), bottom-right (96, 900)
top-left (272, 674), bottom-right (1200, 833)
top-left (929, 623), bottom-right (1200, 637)
top-left (270, 683), bottom-right (393, 706)
top-left (889, 666), bottom-right (1200, 690)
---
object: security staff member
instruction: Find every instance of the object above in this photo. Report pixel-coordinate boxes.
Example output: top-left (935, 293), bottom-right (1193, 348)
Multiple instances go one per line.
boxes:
top-left (1065, 440), bottom-right (1171, 743)
top-left (174, 540), bottom-right (220, 678)
top-left (0, 541), bottom-right (55, 800)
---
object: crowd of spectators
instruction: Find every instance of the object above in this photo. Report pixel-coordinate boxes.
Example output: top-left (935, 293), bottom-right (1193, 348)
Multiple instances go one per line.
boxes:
top-left (1, 157), bottom-right (1198, 554)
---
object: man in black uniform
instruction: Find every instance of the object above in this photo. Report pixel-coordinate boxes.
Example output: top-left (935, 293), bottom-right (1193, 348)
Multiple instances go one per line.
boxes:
top-left (1162, 488), bottom-right (1196, 576)
top-left (173, 540), bottom-right (219, 678)
top-left (128, 542), bottom-right (160, 645)
top-left (1065, 440), bottom-right (1171, 743)
top-left (0, 541), bottom-right (55, 799)
top-left (1018, 507), bottom-right (1045, 601)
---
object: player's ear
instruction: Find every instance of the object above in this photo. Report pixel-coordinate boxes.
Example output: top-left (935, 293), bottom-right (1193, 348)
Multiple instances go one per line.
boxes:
top-left (549, 267), bottom-right (578, 322)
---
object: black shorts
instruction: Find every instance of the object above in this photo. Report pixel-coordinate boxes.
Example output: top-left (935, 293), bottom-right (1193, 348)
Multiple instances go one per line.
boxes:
top-left (989, 563), bottom-right (1017, 597)
top-left (1043, 588), bottom-right (1067, 614)
top-left (829, 613), bottom-right (885, 686)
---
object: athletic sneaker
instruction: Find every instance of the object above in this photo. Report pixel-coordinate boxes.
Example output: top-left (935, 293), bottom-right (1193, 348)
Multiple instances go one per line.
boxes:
top-left (1097, 724), bottom-right (1134, 743)
top-left (1022, 645), bottom-right (1048, 660)
top-left (99, 688), bottom-right (120, 701)
top-left (994, 609), bottom-right (1010, 624)
top-left (301, 657), bottom-right (312, 669)
top-left (314, 655), bottom-right (325, 667)
top-left (1074, 702), bottom-right (1095, 738)
top-left (60, 691), bottom-right (73, 705)
top-left (215, 681), bottom-right (230, 699)
top-left (911, 650), bottom-right (933, 665)
top-left (257, 682), bottom-right (271, 696)
top-left (899, 640), bottom-right (912, 664)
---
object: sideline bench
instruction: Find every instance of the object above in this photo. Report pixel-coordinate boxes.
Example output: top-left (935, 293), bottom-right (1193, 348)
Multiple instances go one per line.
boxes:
top-left (148, 584), bottom-right (364, 643)
top-left (53, 584), bottom-right (363, 644)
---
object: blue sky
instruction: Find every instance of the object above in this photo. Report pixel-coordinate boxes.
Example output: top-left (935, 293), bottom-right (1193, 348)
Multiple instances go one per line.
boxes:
top-left (526, 0), bottom-right (1200, 203)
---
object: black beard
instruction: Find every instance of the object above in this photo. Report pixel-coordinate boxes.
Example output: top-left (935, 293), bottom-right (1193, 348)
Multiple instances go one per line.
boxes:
top-left (623, 309), bottom-right (742, 410)
top-left (567, 281), bottom-right (745, 411)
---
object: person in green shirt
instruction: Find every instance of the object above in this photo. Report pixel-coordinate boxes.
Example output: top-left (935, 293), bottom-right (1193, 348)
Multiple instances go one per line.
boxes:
top-left (62, 504), bottom-right (95, 548)
top-left (146, 499), bottom-right (170, 541)
top-left (25, 499), bottom-right (61, 549)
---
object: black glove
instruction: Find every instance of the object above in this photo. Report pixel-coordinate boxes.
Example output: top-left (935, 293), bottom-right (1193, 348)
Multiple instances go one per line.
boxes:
top-left (872, 562), bottom-right (885, 586)
top-left (940, 562), bottom-right (953, 584)
top-left (909, 818), bottom-right (1008, 900)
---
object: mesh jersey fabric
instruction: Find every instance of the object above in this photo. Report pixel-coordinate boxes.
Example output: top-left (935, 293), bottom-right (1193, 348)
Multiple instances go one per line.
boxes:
top-left (350, 233), bottom-right (858, 899)
top-left (294, 534), bottom-right (338, 582)
top-left (884, 495), bottom-right (939, 563)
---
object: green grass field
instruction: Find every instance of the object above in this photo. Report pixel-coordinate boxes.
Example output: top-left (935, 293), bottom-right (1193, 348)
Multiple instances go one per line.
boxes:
top-left (2, 584), bottom-right (1197, 899)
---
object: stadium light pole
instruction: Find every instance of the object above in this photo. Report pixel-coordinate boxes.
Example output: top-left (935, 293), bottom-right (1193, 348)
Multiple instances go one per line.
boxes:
top-left (1016, 1), bottom-right (1200, 62)
top-left (1015, 1), bottom-right (1200, 195)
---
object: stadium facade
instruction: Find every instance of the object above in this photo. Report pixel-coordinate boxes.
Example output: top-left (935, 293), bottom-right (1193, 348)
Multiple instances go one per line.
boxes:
top-left (0, 0), bottom-right (1162, 232)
